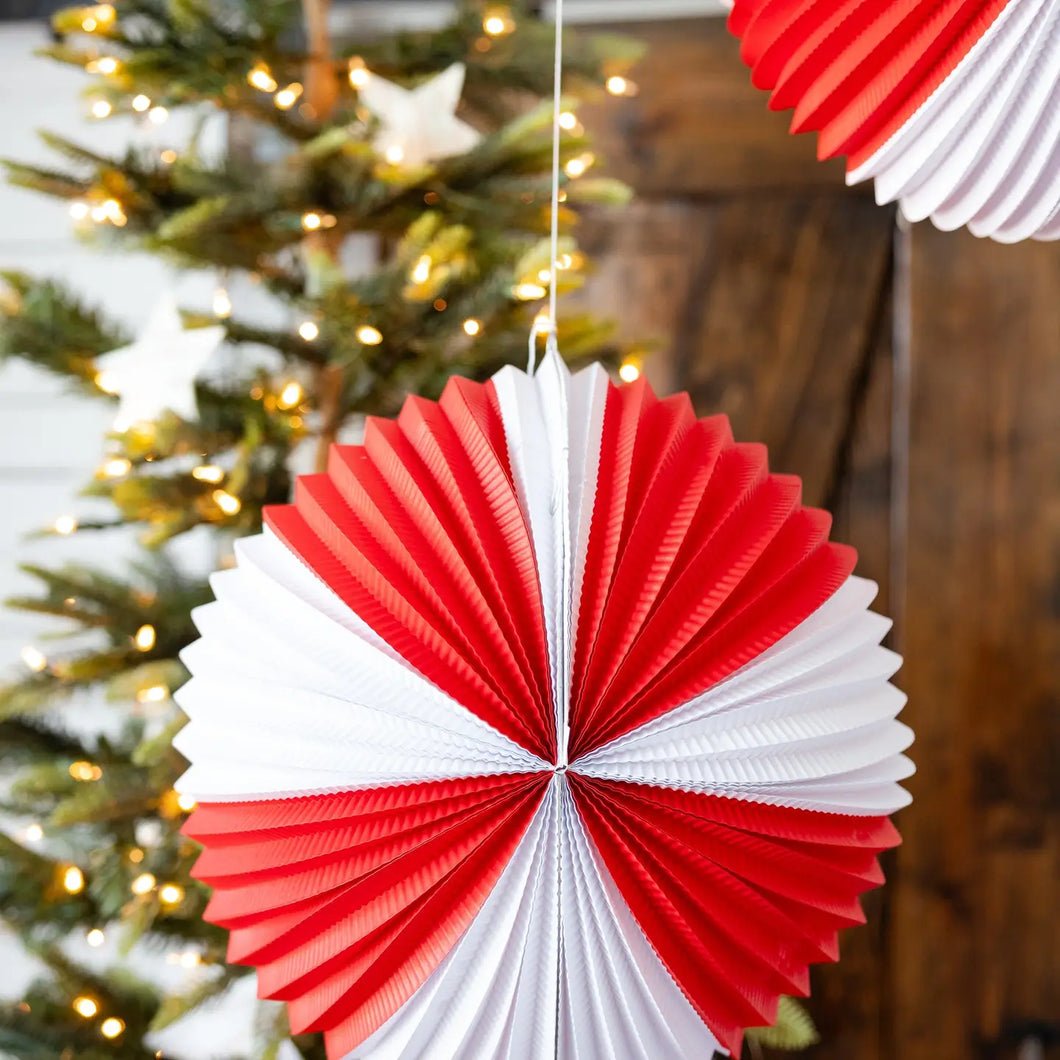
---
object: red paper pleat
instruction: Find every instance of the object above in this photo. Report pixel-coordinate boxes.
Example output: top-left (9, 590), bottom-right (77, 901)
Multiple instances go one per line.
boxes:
top-left (265, 377), bottom-right (555, 762)
top-left (728, 0), bottom-right (1012, 169)
top-left (185, 773), bottom-right (549, 1059)
top-left (569, 774), bottom-right (900, 1057)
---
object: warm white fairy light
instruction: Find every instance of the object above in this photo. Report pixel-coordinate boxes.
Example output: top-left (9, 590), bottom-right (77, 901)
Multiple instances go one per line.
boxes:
top-left (411, 255), bottom-right (432, 284)
top-left (179, 950), bottom-right (201, 968)
top-left (533, 311), bottom-right (552, 333)
top-left (301, 211), bottom-right (322, 231)
top-left (384, 145), bottom-right (405, 165)
top-left (73, 996), bottom-right (99, 1018)
top-left (356, 325), bottom-right (383, 346)
top-left (69, 761), bottom-right (103, 782)
top-left (606, 75), bottom-right (637, 96)
top-left (86, 928), bottom-right (106, 947)
top-left (277, 380), bottom-right (304, 410)
top-left (159, 883), bottom-right (184, 906)
top-left (90, 100), bottom-right (112, 119)
top-left (21, 646), bottom-right (48, 672)
top-left (537, 268), bottom-right (552, 284)
top-left (564, 153), bottom-right (594, 178)
top-left (247, 64), bottom-right (277, 93)
top-left (619, 358), bottom-right (642, 383)
top-left (160, 148), bottom-right (177, 164)
top-left (483, 8), bottom-right (513, 35)
top-left (192, 464), bottom-right (224, 483)
top-left (176, 793), bottom-right (197, 812)
top-left (462, 318), bottom-right (481, 336)
top-left (100, 1018), bottom-right (125, 1039)
top-left (557, 252), bottom-right (573, 270)
top-left (298, 320), bottom-right (319, 342)
top-left (213, 489), bottom-right (242, 515)
top-left (135, 624), bottom-right (156, 651)
top-left (132, 94), bottom-right (151, 112)
top-left (514, 282), bottom-right (546, 301)
top-left (212, 287), bottom-right (232, 318)
top-left (131, 872), bottom-right (156, 895)
top-left (96, 57), bottom-right (118, 75)
top-left (558, 111), bottom-right (578, 131)
top-left (54, 515), bottom-right (78, 535)
top-left (274, 82), bottom-right (303, 110)
top-left (148, 106), bottom-right (169, 124)
top-left (136, 685), bottom-right (168, 704)
top-left (63, 865), bottom-right (85, 894)
top-left (348, 58), bottom-right (370, 89)
top-left (94, 369), bottom-right (120, 394)
top-left (100, 456), bottom-right (131, 478)
top-left (23, 823), bottom-right (44, 842)
top-left (69, 201), bottom-right (90, 220)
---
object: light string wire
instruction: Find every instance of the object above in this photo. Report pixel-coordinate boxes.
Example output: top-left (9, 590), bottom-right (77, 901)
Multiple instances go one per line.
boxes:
top-left (529, 0), bottom-right (565, 374)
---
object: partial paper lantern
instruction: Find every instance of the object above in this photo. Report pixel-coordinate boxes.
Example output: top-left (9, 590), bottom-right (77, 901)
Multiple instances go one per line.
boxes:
top-left (175, 351), bottom-right (913, 1060)
top-left (728, 0), bottom-right (1060, 242)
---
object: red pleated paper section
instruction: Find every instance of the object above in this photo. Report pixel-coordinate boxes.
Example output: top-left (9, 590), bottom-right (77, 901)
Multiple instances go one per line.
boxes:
top-left (570, 775), bottom-right (900, 1056)
top-left (728, 0), bottom-right (1012, 168)
top-left (185, 772), bottom-right (549, 1048)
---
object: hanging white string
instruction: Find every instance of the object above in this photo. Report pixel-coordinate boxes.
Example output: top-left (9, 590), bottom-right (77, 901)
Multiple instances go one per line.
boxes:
top-left (528, 0), bottom-right (565, 375)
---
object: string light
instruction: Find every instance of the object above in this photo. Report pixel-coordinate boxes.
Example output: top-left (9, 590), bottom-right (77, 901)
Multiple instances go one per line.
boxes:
top-left (247, 63), bottom-right (277, 93)
top-left (54, 515), bottom-right (78, 535)
top-left (69, 761), bottom-right (103, 782)
top-left (537, 268), bottom-right (552, 283)
top-left (62, 866), bottom-right (85, 894)
top-left (213, 489), bottom-right (242, 515)
top-left (135, 624), bottom-right (156, 651)
top-left (298, 320), bottom-right (319, 342)
top-left (558, 111), bottom-right (578, 131)
top-left (533, 311), bottom-right (552, 333)
top-left (277, 381), bottom-right (304, 410)
top-left (301, 211), bottom-right (322, 231)
top-left (411, 255), bottom-right (432, 284)
top-left (176, 793), bottom-right (197, 812)
top-left (82, 4), bottom-right (114, 30)
top-left (606, 75), bottom-right (637, 96)
top-left (179, 950), bottom-right (201, 968)
top-left (132, 94), bottom-right (151, 112)
top-left (483, 8), bottom-right (513, 35)
top-left (100, 1018), bottom-right (125, 1039)
top-left (100, 456), bottom-right (131, 478)
top-left (348, 58), bottom-right (370, 89)
top-left (384, 145), bottom-right (405, 165)
top-left (136, 685), bottom-right (168, 704)
top-left (86, 928), bottom-right (106, 947)
top-left (73, 997), bottom-right (99, 1018)
top-left (557, 252), bottom-right (574, 270)
top-left (90, 100), bottom-right (112, 119)
top-left (564, 153), bottom-right (594, 178)
top-left (148, 106), bottom-right (168, 124)
top-left (96, 57), bottom-right (118, 75)
top-left (23, 823), bottom-right (44, 842)
top-left (212, 287), bottom-right (232, 318)
top-left (20, 646), bottom-right (47, 672)
top-left (94, 369), bottom-right (119, 393)
top-left (514, 283), bottom-right (547, 301)
top-left (356, 325), bottom-right (383, 346)
top-left (128, 847), bottom-right (144, 863)
top-left (131, 873), bottom-right (156, 895)
top-left (159, 148), bottom-right (177, 164)
top-left (159, 883), bottom-right (184, 906)
top-left (69, 201), bottom-right (90, 220)
top-left (463, 318), bottom-right (481, 337)
top-left (273, 82), bottom-right (303, 110)
top-left (618, 357), bottom-right (642, 383)
top-left (191, 464), bottom-right (224, 483)
top-left (433, 298), bottom-right (447, 312)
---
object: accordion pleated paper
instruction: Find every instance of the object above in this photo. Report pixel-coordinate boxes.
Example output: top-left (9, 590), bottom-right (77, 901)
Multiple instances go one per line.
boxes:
top-left (175, 351), bottom-right (913, 1060)
top-left (728, 0), bottom-right (1060, 242)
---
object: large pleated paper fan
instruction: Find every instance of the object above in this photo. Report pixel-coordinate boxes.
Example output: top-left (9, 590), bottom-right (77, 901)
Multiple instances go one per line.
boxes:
top-left (728, 0), bottom-right (1060, 242)
top-left (175, 351), bottom-right (913, 1060)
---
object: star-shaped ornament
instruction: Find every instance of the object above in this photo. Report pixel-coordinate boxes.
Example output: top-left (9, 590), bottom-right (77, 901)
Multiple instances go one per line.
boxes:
top-left (96, 298), bottom-right (226, 428)
top-left (359, 62), bottom-right (481, 168)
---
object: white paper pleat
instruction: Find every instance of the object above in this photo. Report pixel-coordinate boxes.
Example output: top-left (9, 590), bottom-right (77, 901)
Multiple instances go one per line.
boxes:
top-left (847, 0), bottom-right (1060, 242)
top-left (575, 577), bottom-right (913, 815)
top-left (174, 528), bottom-right (544, 802)
top-left (349, 776), bottom-right (723, 1060)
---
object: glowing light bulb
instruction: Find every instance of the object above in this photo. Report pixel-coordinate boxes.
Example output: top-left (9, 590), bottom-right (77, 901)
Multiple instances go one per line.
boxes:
top-left (24, 823), bottom-right (44, 842)
top-left (100, 456), bottom-right (131, 478)
top-left (618, 358), bottom-right (642, 383)
top-left (462, 318), bottom-right (481, 337)
top-left (213, 489), bottom-right (241, 515)
top-left (69, 761), bottom-right (103, 782)
top-left (411, 255), bottom-right (432, 284)
top-left (134, 624), bottom-right (156, 651)
top-left (564, 154), bottom-right (594, 178)
top-left (274, 83), bottom-right (302, 110)
top-left (356, 325), bottom-right (383, 346)
top-left (558, 111), bottom-right (578, 131)
top-left (606, 75), bottom-right (637, 96)
top-left (54, 515), bottom-right (78, 535)
top-left (301, 211), bottom-right (322, 231)
top-left (147, 106), bottom-right (168, 124)
top-left (86, 928), bottom-right (106, 947)
top-left (131, 873), bottom-right (156, 895)
top-left (90, 100), bottom-right (112, 119)
top-left (212, 288), bottom-right (232, 318)
top-left (159, 148), bottom-right (177, 164)
top-left (191, 464), bottom-right (224, 483)
top-left (132, 94), bottom-right (151, 112)
top-left (533, 311), bottom-right (552, 333)
top-left (100, 1018), bottom-right (125, 1039)
top-left (483, 9), bottom-right (513, 35)
top-left (63, 866), bottom-right (85, 893)
top-left (277, 380), bottom-right (303, 410)
top-left (136, 685), bottom-right (168, 704)
top-left (348, 59), bottom-right (370, 89)
top-left (21, 646), bottom-right (47, 672)
top-left (557, 253), bottom-right (574, 270)
top-left (73, 996), bottom-right (98, 1018)
top-left (82, 16), bottom-right (97, 30)
top-left (94, 369), bottom-right (120, 394)
top-left (69, 201), bottom-right (90, 220)
top-left (96, 57), bottom-right (118, 75)
top-left (298, 320), bottom-right (319, 342)
top-left (247, 64), bottom-right (277, 93)
top-left (179, 950), bottom-right (201, 968)
top-left (128, 847), bottom-right (144, 863)
top-left (514, 283), bottom-right (547, 301)
top-left (159, 883), bottom-right (184, 905)
top-left (176, 793), bottom-right (197, 812)
top-left (383, 144), bottom-right (405, 165)
top-left (537, 269), bottom-right (552, 283)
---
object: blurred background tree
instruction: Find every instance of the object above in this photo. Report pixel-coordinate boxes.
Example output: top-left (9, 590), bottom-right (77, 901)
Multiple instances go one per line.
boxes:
top-left (0, 1), bottom-right (641, 1055)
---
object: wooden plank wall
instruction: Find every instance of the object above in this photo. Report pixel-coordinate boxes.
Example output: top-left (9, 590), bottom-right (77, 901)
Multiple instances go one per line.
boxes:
top-left (577, 17), bottom-right (1060, 1060)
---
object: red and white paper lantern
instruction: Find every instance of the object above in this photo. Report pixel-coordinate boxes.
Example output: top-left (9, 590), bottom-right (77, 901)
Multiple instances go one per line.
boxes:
top-left (728, 0), bottom-right (1060, 242)
top-left (175, 351), bottom-right (913, 1060)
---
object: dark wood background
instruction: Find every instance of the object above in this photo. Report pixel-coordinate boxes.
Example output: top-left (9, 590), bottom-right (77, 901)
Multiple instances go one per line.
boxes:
top-left (576, 17), bottom-right (1060, 1060)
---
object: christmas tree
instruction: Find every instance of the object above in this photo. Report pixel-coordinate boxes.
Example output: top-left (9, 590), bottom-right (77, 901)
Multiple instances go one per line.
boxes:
top-left (0, 2), bottom-right (639, 1055)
